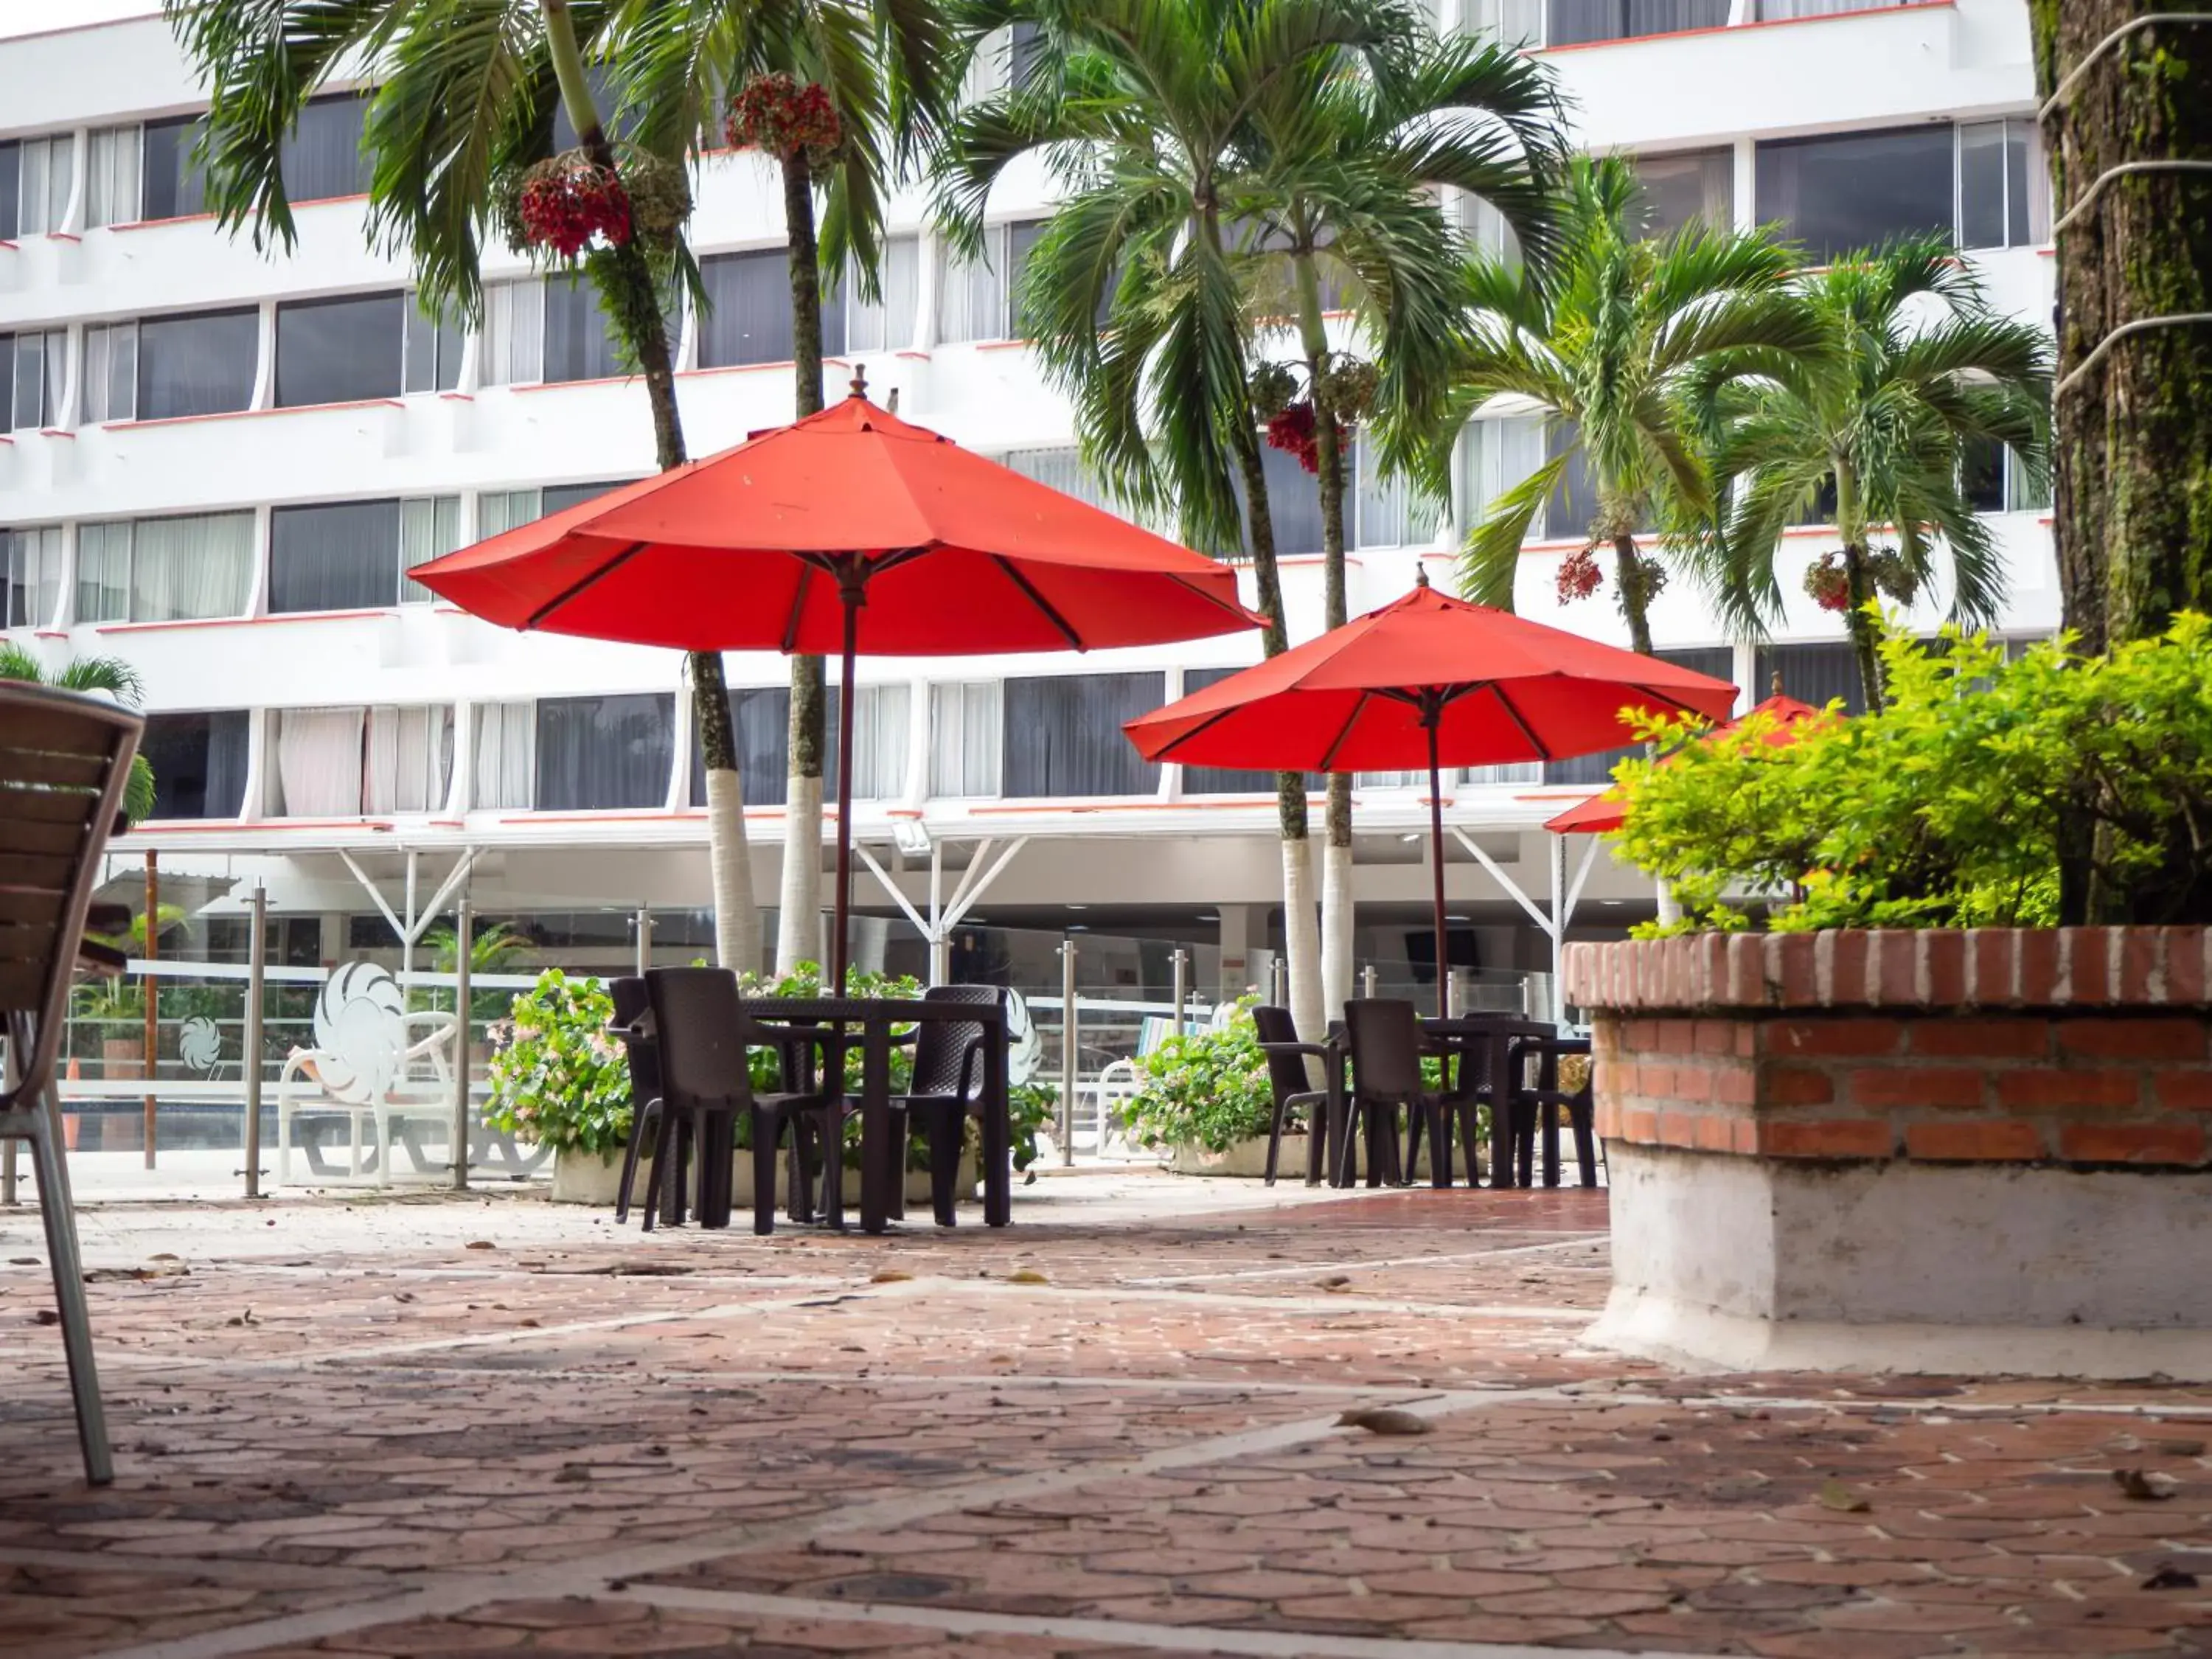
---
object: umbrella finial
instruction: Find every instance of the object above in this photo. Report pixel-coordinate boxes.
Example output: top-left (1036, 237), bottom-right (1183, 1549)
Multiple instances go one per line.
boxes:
top-left (848, 365), bottom-right (869, 400)
top-left (1771, 669), bottom-right (1784, 697)
top-left (1413, 563), bottom-right (1430, 588)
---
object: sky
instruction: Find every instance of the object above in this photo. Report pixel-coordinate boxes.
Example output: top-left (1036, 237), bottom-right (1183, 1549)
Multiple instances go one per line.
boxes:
top-left (0, 0), bottom-right (160, 41)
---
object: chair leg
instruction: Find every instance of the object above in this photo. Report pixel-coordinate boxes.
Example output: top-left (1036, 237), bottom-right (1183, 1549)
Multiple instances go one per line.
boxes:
top-left (1570, 1098), bottom-right (1599, 1188)
top-left (615, 1098), bottom-right (656, 1224)
top-left (749, 1107), bottom-right (779, 1236)
top-left (787, 1116), bottom-right (816, 1225)
top-left (1264, 1093), bottom-right (1287, 1186)
top-left (1401, 1102), bottom-right (1423, 1188)
top-left (27, 1096), bottom-right (111, 1486)
top-left (1428, 1102), bottom-right (1453, 1188)
top-left (1305, 1100), bottom-right (1326, 1186)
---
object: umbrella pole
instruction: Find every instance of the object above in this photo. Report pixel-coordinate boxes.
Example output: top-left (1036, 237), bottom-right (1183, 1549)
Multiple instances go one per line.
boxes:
top-left (1426, 704), bottom-right (1448, 1020)
top-left (831, 589), bottom-right (860, 998)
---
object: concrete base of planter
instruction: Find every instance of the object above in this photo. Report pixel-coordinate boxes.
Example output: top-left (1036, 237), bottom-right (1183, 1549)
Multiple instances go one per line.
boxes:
top-left (1169, 1134), bottom-right (1310, 1178)
top-left (551, 1148), bottom-right (646, 1206)
top-left (1593, 1141), bottom-right (2212, 1381)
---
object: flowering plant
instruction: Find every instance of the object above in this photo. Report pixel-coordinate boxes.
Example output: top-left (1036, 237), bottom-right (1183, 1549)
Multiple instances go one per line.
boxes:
top-left (726, 73), bottom-right (841, 163)
top-left (1556, 546), bottom-right (1602, 604)
top-left (483, 970), bottom-right (631, 1155)
top-left (1118, 998), bottom-right (1276, 1152)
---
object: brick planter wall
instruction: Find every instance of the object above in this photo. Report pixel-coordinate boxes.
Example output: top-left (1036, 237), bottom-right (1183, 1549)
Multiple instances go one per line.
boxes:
top-left (1562, 928), bottom-right (2212, 1380)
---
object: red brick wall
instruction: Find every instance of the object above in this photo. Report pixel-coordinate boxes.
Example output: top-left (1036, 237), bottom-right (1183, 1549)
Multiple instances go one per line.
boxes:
top-left (1571, 930), bottom-right (2212, 1172)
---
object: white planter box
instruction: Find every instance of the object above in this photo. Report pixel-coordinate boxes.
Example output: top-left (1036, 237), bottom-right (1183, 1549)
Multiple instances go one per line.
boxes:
top-left (551, 1147), bottom-right (647, 1206)
top-left (1169, 1133), bottom-right (1310, 1178)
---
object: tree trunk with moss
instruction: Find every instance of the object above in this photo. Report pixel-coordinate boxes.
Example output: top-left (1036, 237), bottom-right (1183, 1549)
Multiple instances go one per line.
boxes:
top-left (543, 0), bottom-right (758, 973)
top-left (776, 147), bottom-right (830, 975)
top-left (1839, 541), bottom-right (1882, 712)
top-left (1610, 532), bottom-right (1655, 658)
top-left (2032, 4), bottom-right (2212, 925)
top-left (2031, 2), bottom-right (2212, 655)
top-left (1295, 256), bottom-right (1356, 1026)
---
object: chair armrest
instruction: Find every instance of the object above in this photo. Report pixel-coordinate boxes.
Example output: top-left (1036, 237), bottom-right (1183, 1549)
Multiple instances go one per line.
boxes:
top-left (1257, 1039), bottom-right (1339, 1063)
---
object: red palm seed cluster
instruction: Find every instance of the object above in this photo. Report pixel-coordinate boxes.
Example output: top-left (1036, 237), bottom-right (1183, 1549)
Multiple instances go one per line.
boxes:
top-left (1265, 401), bottom-right (1320, 473)
top-left (727, 73), bottom-right (842, 157)
top-left (517, 156), bottom-right (632, 258)
top-left (1556, 546), bottom-right (1602, 604)
top-left (1804, 552), bottom-right (1851, 612)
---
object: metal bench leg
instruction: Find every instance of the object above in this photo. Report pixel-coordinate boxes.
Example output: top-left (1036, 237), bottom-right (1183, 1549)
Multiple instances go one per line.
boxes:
top-left (27, 1088), bottom-right (111, 1486)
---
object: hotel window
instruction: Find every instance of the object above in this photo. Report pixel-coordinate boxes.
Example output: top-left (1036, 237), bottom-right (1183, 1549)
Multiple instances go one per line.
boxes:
top-left (1354, 432), bottom-right (1417, 549)
top-left (74, 511), bottom-right (254, 625)
top-left (276, 291), bottom-right (405, 406)
top-left (1250, 444), bottom-right (1326, 559)
top-left (140, 711), bottom-right (251, 820)
top-left (480, 279), bottom-right (545, 386)
top-left (1180, 665), bottom-right (1302, 796)
top-left (1756, 641), bottom-right (1865, 714)
top-left (1545, 647), bottom-right (1733, 782)
top-left (1455, 190), bottom-right (1523, 269)
top-left (1961, 435), bottom-right (2051, 516)
top-left (929, 681), bottom-right (1003, 799)
top-left (1543, 1), bottom-right (1730, 45)
top-left (533, 693), bottom-right (675, 811)
top-left (2, 330), bottom-right (66, 431)
top-left (82, 323), bottom-right (137, 422)
top-left (1759, 0), bottom-right (1916, 17)
top-left (1458, 0), bottom-right (1543, 46)
top-left (269, 496), bottom-right (460, 613)
top-left (963, 22), bottom-right (1045, 101)
top-left (479, 480), bottom-right (629, 536)
top-left (403, 296), bottom-right (465, 394)
top-left (1957, 119), bottom-right (2044, 250)
top-left (135, 307), bottom-right (260, 421)
top-left (830, 235), bottom-right (922, 353)
top-left (937, 219), bottom-right (1046, 344)
top-left (4, 526), bottom-right (63, 630)
top-left (826, 685), bottom-right (911, 800)
top-left (85, 125), bottom-right (142, 228)
top-left (546, 277), bottom-right (630, 383)
top-left (279, 92), bottom-right (371, 201)
top-left (1003, 672), bottom-right (1163, 798)
top-left (0, 135), bottom-right (75, 237)
top-left (268, 704), bottom-right (454, 816)
top-left (1457, 414), bottom-right (1548, 538)
top-left (687, 686), bottom-right (794, 808)
top-left (1634, 147), bottom-right (1733, 238)
top-left (140, 116), bottom-right (211, 222)
top-left (1756, 122), bottom-right (2046, 264)
top-left (697, 248), bottom-right (796, 367)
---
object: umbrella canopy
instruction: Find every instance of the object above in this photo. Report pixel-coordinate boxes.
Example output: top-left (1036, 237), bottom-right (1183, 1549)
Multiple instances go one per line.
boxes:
top-left (1125, 574), bottom-right (1738, 1015)
top-left (413, 380), bottom-right (1260, 991)
top-left (1540, 692), bottom-right (1829, 837)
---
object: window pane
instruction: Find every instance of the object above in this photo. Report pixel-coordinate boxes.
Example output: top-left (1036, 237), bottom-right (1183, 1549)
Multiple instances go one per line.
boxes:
top-left (1546, 0), bottom-right (1729, 46)
top-left (86, 125), bottom-right (141, 228)
top-left (1755, 126), bottom-right (1955, 264)
top-left (1002, 672), bottom-right (1162, 798)
top-left (478, 488), bottom-right (541, 537)
top-left (698, 248), bottom-right (794, 367)
top-left (270, 498), bottom-right (401, 613)
top-left (2006, 118), bottom-right (2039, 246)
top-left (142, 710), bottom-right (251, 818)
top-left (482, 280), bottom-right (544, 386)
top-left (831, 684), bottom-right (910, 799)
top-left (1459, 0), bottom-right (1543, 46)
top-left (543, 276), bottom-right (621, 383)
top-left (131, 511), bottom-right (254, 621)
top-left (142, 116), bottom-right (209, 221)
top-left (1181, 664), bottom-right (1299, 796)
top-left (1754, 640), bottom-right (1863, 715)
top-left (18, 138), bottom-right (50, 235)
top-left (399, 495), bottom-right (461, 600)
top-left (10, 331), bottom-right (43, 430)
top-left (276, 291), bottom-right (403, 406)
top-left (364, 706), bottom-right (453, 813)
top-left (689, 685), bottom-right (792, 807)
top-left (846, 234), bottom-right (921, 353)
top-left (938, 229), bottom-right (1007, 344)
top-left (403, 298), bottom-right (464, 394)
top-left (536, 693), bottom-right (674, 810)
top-left (0, 142), bottom-right (17, 238)
top-left (1960, 434), bottom-right (2005, 514)
top-left (138, 307), bottom-right (258, 420)
top-left (1547, 647), bottom-right (1733, 781)
top-left (474, 703), bottom-right (536, 810)
top-left (1635, 147), bottom-right (1733, 238)
top-left (929, 681), bottom-right (1002, 797)
top-left (75, 523), bottom-right (131, 622)
top-left (5, 526), bottom-right (62, 630)
top-left (1354, 432), bottom-right (1415, 549)
top-left (280, 93), bottom-right (369, 201)
top-left (541, 479), bottom-right (630, 515)
top-left (2007, 444), bottom-right (2051, 514)
top-left (1252, 442), bottom-right (1325, 558)
top-left (1007, 218), bottom-right (1048, 338)
top-left (1957, 120), bottom-right (2004, 250)
top-left (271, 706), bottom-right (366, 815)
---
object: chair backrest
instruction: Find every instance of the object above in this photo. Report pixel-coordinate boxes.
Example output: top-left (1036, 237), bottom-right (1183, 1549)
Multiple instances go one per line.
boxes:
top-left (0, 684), bottom-right (142, 1113)
top-left (642, 967), bottom-right (754, 1113)
top-left (1250, 1004), bottom-right (1317, 1106)
top-left (911, 983), bottom-right (1006, 1099)
top-left (609, 975), bottom-right (662, 1110)
top-left (1343, 998), bottom-right (1425, 1099)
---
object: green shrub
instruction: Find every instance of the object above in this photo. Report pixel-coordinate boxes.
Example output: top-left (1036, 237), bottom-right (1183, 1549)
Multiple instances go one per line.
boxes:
top-left (1614, 611), bottom-right (2212, 933)
top-left (1118, 999), bottom-right (1276, 1152)
top-left (483, 970), bottom-right (630, 1155)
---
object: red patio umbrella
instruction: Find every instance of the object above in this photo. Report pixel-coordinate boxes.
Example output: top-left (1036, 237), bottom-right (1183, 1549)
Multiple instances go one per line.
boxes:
top-left (1540, 691), bottom-right (1829, 837)
top-left (1124, 573), bottom-right (1737, 1014)
top-left (413, 380), bottom-right (1260, 991)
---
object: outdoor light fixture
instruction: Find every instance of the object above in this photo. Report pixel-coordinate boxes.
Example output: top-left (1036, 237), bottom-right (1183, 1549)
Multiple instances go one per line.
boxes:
top-left (891, 820), bottom-right (931, 857)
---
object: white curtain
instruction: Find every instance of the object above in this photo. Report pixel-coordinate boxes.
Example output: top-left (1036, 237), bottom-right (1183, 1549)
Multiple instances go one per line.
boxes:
top-left (1465, 762), bottom-right (1544, 785)
top-left (4, 526), bottom-right (63, 630)
top-left (399, 496), bottom-right (460, 601)
top-left (274, 706), bottom-right (366, 816)
top-left (83, 323), bottom-right (137, 423)
top-left (473, 702), bottom-right (535, 809)
top-left (841, 236), bottom-right (922, 353)
top-left (130, 510), bottom-right (254, 622)
top-left (1354, 433), bottom-right (1416, 549)
top-left (846, 684), bottom-right (911, 799)
top-left (1001, 446), bottom-right (1113, 512)
top-left (86, 126), bottom-right (140, 228)
top-left (1460, 0), bottom-right (1543, 45)
top-left (481, 280), bottom-right (544, 386)
top-left (364, 706), bottom-right (454, 813)
top-left (17, 136), bottom-right (72, 237)
top-left (478, 488), bottom-right (542, 538)
top-left (74, 522), bottom-right (131, 622)
top-left (1460, 414), bottom-right (1547, 538)
top-left (937, 229), bottom-right (1008, 344)
top-left (929, 681), bottom-right (1002, 798)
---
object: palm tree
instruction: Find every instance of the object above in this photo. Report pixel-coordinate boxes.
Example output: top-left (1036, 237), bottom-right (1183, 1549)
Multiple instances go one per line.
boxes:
top-left (170, 0), bottom-right (764, 970)
top-left (940, 0), bottom-right (1410, 1042)
top-left (1238, 30), bottom-right (1561, 1015)
top-left (1451, 153), bottom-right (1826, 657)
top-left (1692, 236), bottom-right (2053, 708)
top-left (619, 0), bottom-right (954, 974)
top-left (0, 644), bottom-right (157, 822)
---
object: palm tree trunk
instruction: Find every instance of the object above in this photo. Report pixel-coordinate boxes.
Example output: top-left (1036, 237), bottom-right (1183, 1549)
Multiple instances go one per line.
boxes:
top-left (1840, 541), bottom-right (1882, 712)
top-left (542, 0), bottom-right (758, 974)
top-left (1610, 533), bottom-right (1655, 657)
top-left (1294, 255), bottom-right (1354, 1025)
top-left (776, 147), bottom-right (829, 975)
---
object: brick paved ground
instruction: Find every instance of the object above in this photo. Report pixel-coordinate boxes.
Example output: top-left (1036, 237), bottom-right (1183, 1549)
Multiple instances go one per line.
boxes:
top-left (0, 1173), bottom-right (2205, 1658)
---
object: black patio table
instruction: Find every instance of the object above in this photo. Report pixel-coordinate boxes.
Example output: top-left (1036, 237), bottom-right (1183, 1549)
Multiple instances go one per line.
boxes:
top-left (737, 995), bottom-right (1012, 1234)
top-left (1420, 1015), bottom-right (1590, 1189)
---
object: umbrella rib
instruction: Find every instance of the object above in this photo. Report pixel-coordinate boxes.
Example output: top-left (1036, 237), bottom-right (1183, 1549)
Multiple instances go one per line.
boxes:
top-left (782, 563), bottom-right (815, 654)
top-left (992, 557), bottom-right (1085, 650)
top-left (1318, 691), bottom-right (1371, 773)
top-left (1139, 700), bottom-right (1244, 762)
top-left (524, 540), bottom-right (650, 630)
top-left (1486, 681), bottom-right (1555, 762)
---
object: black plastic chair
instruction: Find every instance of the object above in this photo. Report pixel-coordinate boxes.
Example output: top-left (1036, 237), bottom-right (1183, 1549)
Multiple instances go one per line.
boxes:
top-left (642, 968), bottom-right (835, 1234)
top-left (1250, 1005), bottom-right (1337, 1186)
top-left (608, 978), bottom-right (664, 1224)
top-left (0, 684), bottom-right (142, 1486)
top-left (1506, 1034), bottom-right (1599, 1189)
top-left (1342, 999), bottom-right (1455, 1188)
top-left (884, 984), bottom-right (1009, 1225)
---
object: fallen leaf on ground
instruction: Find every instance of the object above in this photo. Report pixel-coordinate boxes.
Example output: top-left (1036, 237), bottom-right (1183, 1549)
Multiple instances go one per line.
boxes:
top-left (2142, 1565), bottom-right (2200, 1590)
top-left (31, 1310), bottom-right (58, 1326)
top-left (1818, 1479), bottom-right (1870, 1513)
top-left (1337, 1408), bottom-right (1431, 1436)
top-left (1007, 1269), bottom-right (1048, 1284)
top-left (1318, 1275), bottom-right (1352, 1292)
top-left (2113, 1469), bottom-right (2179, 1501)
top-left (870, 1270), bottom-right (913, 1284)
top-left (465, 1241), bottom-right (496, 1251)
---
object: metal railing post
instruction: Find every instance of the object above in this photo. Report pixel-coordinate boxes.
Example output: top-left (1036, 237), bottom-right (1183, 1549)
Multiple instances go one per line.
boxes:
top-left (1269, 955), bottom-right (1286, 1007)
top-left (1360, 964), bottom-right (1378, 1000)
top-left (451, 900), bottom-right (472, 1192)
top-left (1058, 939), bottom-right (1077, 1168)
top-left (1171, 948), bottom-right (1189, 1037)
top-left (243, 886), bottom-right (265, 1198)
top-left (635, 906), bottom-right (653, 977)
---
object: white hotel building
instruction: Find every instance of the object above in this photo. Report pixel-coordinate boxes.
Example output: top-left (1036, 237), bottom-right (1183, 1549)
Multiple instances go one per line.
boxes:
top-left (0, 0), bottom-right (2054, 1007)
